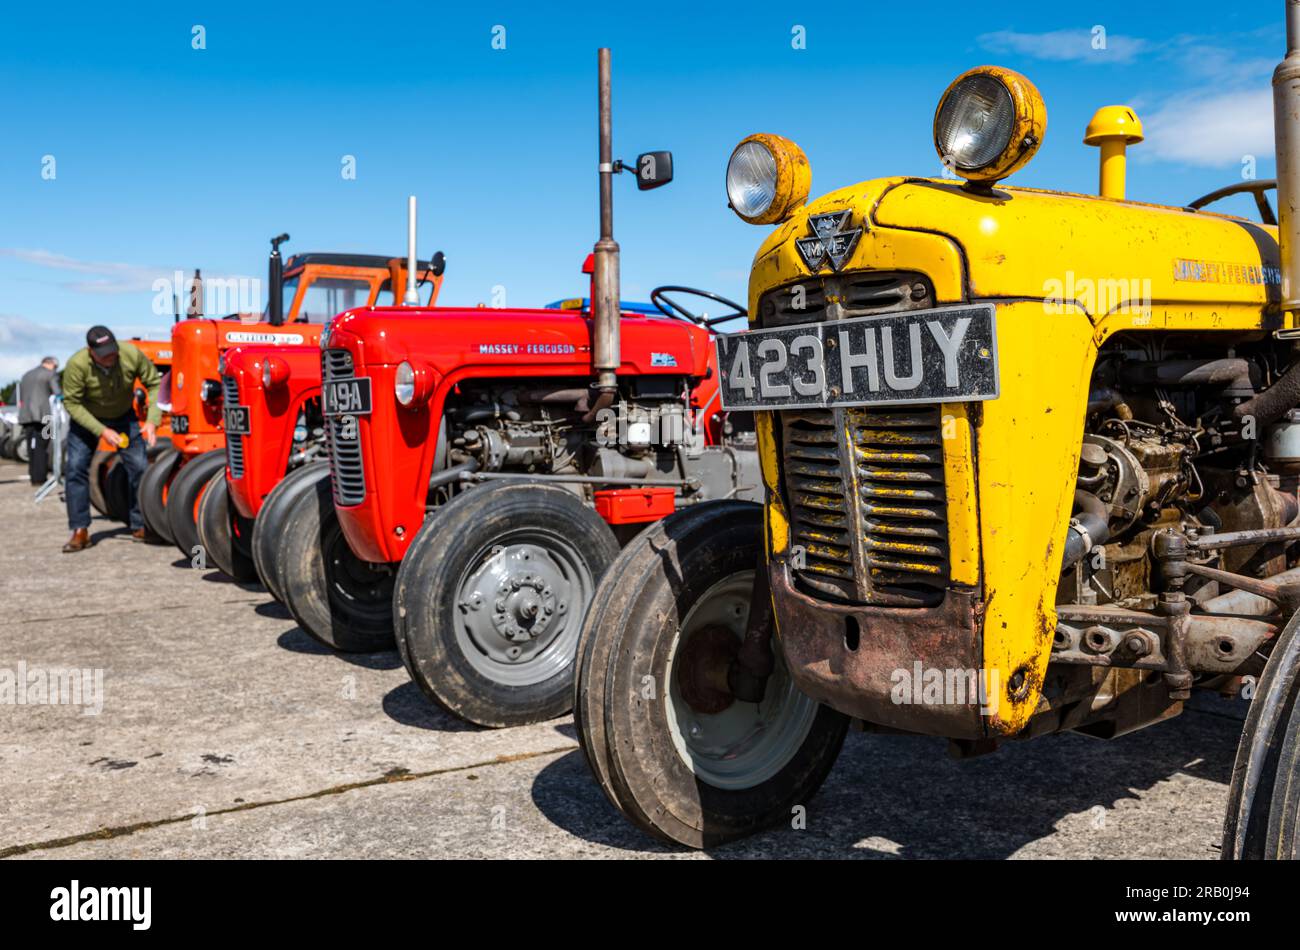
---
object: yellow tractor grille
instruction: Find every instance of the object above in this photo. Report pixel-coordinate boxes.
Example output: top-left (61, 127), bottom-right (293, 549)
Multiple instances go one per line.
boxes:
top-left (782, 406), bottom-right (949, 606)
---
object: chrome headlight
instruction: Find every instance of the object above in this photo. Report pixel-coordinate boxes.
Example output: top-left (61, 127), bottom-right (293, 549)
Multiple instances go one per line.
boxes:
top-left (726, 134), bottom-right (812, 226)
top-left (933, 67), bottom-right (1045, 183)
top-left (394, 361), bottom-right (416, 407)
top-left (726, 142), bottom-right (778, 218)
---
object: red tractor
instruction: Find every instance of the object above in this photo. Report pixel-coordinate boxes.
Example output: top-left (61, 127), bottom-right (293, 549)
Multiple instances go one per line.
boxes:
top-left (139, 237), bottom-right (443, 562)
top-left (263, 50), bottom-right (760, 728)
top-left (187, 251), bottom-right (445, 581)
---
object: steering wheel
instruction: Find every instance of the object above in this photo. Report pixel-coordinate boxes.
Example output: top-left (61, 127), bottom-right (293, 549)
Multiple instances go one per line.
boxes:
top-left (1188, 179), bottom-right (1277, 226)
top-left (650, 286), bottom-right (747, 329)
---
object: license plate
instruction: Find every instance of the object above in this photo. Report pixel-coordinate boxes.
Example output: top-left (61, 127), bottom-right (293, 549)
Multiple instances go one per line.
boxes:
top-left (715, 303), bottom-right (998, 411)
top-left (223, 406), bottom-right (250, 435)
top-left (172, 414), bottom-right (189, 434)
top-left (323, 377), bottom-right (372, 416)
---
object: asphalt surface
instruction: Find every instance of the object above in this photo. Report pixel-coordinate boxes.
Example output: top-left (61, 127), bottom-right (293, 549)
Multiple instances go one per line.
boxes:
top-left (0, 459), bottom-right (1247, 859)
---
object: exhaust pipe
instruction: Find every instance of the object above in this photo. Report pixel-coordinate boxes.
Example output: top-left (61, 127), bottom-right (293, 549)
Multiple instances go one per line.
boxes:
top-left (405, 196), bottom-right (420, 306)
top-left (188, 268), bottom-right (204, 318)
top-left (1276, 0), bottom-right (1300, 312)
top-left (591, 48), bottom-right (620, 398)
top-left (268, 233), bottom-right (289, 326)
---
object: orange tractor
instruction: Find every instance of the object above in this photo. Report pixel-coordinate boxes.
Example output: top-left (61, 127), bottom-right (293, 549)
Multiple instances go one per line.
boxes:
top-left (139, 235), bottom-right (442, 560)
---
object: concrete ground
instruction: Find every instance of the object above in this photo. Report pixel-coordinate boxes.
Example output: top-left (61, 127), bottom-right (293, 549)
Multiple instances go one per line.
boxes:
top-left (0, 458), bottom-right (1247, 859)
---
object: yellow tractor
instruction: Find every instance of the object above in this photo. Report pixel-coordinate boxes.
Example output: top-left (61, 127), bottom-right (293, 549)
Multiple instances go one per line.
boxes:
top-left (575, 7), bottom-right (1300, 856)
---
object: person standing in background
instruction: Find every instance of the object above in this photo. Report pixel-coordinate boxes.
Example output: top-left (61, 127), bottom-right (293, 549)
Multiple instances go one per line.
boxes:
top-left (61, 327), bottom-right (160, 552)
top-left (17, 356), bottom-right (60, 486)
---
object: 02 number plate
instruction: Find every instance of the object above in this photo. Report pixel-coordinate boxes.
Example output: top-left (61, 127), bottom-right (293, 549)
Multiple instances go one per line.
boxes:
top-left (715, 303), bottom-right (998, 411)
top-left (223, 406), bottom-right (251, 435)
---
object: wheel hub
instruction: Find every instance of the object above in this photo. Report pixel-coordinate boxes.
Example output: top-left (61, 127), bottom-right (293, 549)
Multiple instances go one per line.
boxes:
top-left (460, 544), bottom-right (572, 662)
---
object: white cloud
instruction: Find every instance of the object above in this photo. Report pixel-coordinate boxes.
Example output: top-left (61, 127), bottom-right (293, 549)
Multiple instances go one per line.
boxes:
top-left (0, 249), bottom-right (165, 294)
top-left (1142, 88), bottom-right (1273, 166)
top-left (0, 314), bottom-right (86, 384)
top-left (978, 29), bottom-right (1148, 65)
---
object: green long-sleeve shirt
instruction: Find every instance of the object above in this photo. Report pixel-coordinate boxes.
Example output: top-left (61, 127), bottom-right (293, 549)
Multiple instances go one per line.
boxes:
top-left (62, 342), bottom-right (162, 437)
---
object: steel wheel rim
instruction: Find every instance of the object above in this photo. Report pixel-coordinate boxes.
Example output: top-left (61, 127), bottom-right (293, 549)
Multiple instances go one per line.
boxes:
top-left (326, 530), bottom-right (393, 618)
top-left (665, 570), bottom-right (819, 791)
top-left (452, 528), bottom-right (592, 687)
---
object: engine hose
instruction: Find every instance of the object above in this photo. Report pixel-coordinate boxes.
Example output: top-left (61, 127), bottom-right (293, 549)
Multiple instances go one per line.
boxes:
top-left (1060, 490), bottom-right (1111, 573)
top-left (1233, 355), bottom-right (1300, 427)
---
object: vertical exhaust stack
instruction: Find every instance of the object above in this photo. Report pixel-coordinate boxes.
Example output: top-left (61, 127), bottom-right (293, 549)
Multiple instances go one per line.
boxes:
top-left (592, 47), bottom-right (621, 397)
top-left (1276, 0), bottom-right (1300, 312)
top-left (404, 196), bottom-right (420, 306)
top-left (188, 269), bottom-right (204, 318)
top-left (268, 233), bottom-right (289, 326)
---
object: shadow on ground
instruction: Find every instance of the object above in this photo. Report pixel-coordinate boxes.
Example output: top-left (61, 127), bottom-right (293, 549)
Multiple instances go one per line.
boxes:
top-left (533, 695), bottom-right (1243, 858)
top-left (381, 681), bottom-right (483, 733)
top-left (274, 627), bottom-right (403, 670)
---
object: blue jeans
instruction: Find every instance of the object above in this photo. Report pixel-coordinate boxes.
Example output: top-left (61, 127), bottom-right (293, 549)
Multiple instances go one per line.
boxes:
top-left (66, 412), bottom-right (146, 531)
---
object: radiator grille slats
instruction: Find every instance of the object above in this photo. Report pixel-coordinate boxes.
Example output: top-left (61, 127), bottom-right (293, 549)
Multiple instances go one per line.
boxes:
top-left (849, 405), bottom-right (948, 602)
top-left (221, 375), bottom-right (244, 478)
top-left (763, 273), bottom-right (951, 608)
top-left (322, 349), bottom-right (366, 506)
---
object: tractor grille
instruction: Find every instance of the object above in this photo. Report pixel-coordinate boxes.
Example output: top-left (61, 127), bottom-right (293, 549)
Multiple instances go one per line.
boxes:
top-left (222, 375), bottom-right (244, 478)
top-left (782, 407), bottom-right (948, 606)
top-left (763, 273), bottom-right (949, 607)
top-left (759, 270), bottom-right (933, 327)
top-left (322, 348), bottom-right (366, 506)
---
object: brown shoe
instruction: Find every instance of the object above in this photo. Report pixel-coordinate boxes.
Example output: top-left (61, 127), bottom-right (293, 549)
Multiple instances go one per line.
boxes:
top-left (63, 528), bottom-right (92, 553)
top-left (131, 528), bottom-right (147, 542)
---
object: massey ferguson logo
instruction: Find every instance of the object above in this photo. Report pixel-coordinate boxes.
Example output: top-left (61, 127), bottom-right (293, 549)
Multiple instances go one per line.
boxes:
top-left (795, 210), bottom-right (862, 273)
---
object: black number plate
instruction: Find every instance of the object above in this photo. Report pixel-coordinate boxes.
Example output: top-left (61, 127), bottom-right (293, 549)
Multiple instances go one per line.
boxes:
top-left (715, 303), bottom-right (998, 411)
top-left (223, 406), bottom-right (250, 435)
top-left (323, 377), bottom-right (372, 416)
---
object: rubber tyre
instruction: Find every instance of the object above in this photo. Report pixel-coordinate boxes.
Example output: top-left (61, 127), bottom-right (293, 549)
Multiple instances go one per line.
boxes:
top-left (251, 462), bottom-right (330, 603)
top-left (0, 432), bottom-right (13, 459)
top-left (166, 449), bottom-right (227, 562)
top-left (88, 448), bottom-right (113, 516)
top-left (575, 501), bottom-right (849, 848)
top-left (278, 474), bottom-right (396, 652)
top-left (195, 471), bottom-right (259, 582)
top-left (393, 482), bottom-right (620, 728)
top-left (104, 454), bottom-right (131, 523)
top-left (139, 448), bottom-right (180, 543)
top-left (14, 431), bottom-right (29, 464)
top-left (1223, 609), bottom-right (1300, 859)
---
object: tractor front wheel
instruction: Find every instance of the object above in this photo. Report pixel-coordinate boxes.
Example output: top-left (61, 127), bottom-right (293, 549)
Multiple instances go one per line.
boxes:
top-left (278, 474), bottom-right (396, 652)
top-left (165, 449), bottom-right (227, 562)
top-left (195, 471), bottom-right (258, 582)
top-left (393, 482), bottom-right (619, 728)
top-left (251, 461), bottom-right (330, 603)
top-left (139, 448), bottom-right (180, 543)
top-left (575, 500), bottom-right (849, 848)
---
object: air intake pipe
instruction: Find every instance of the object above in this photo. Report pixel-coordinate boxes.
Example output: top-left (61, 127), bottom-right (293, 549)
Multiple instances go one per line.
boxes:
top-left (1276, 0), bottom-right (1300, 314)
top-left (268, 233), bottom-right (289, 326)
top-left (589, 47), bottom-right (620, 417)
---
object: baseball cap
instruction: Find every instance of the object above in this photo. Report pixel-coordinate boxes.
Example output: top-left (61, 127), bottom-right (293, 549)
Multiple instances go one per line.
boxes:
top-left (86, 326), bottom-right (118, 358)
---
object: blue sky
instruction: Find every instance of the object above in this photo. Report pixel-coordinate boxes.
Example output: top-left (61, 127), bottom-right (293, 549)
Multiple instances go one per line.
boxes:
top-left (0, 0), bottom-right (1282, 382)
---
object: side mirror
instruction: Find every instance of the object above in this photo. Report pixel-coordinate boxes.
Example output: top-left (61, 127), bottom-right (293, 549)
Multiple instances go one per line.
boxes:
top-left (635, 151), bottom-right (673, 190)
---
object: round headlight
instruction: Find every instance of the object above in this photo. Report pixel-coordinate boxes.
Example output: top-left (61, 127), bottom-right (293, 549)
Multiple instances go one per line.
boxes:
top-left (394, 361), bottom-right (416, 407)
top-left (934, 67), bottom-right (1045, 183)
top-left (261, 356), bottom-right (289, 389)
top-left (725, 134), bottom-right (811, 225)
